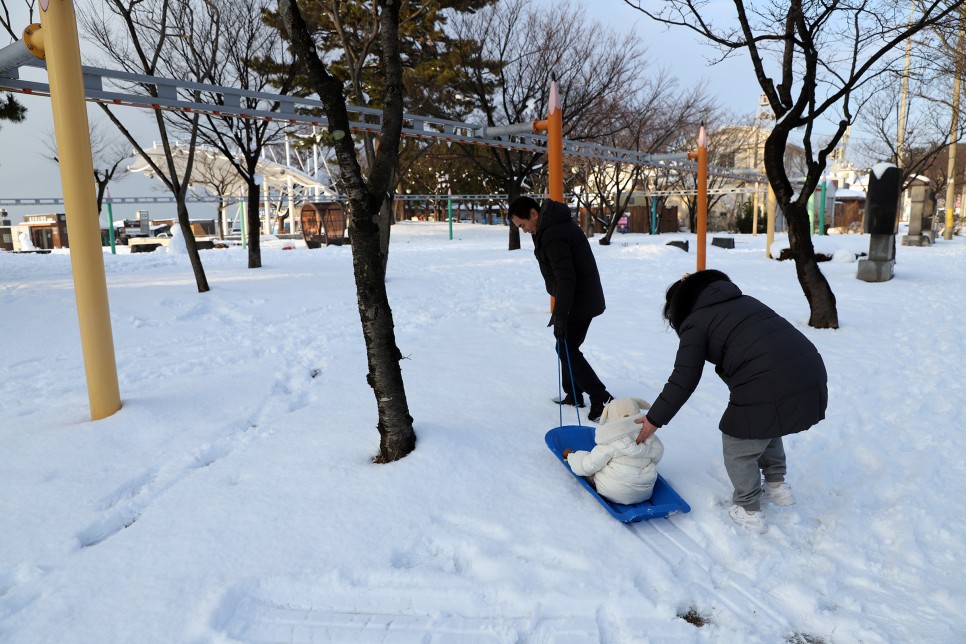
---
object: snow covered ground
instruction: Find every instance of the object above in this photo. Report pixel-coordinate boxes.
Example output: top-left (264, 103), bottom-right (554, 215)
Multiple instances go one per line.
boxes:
top-left (1, 222), bottom-right (963, 643)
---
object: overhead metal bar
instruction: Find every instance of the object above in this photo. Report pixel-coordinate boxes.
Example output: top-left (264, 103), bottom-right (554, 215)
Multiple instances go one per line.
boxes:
top-left (629, 186), bottom-right (759, 198)
top-left (0, 195), bottom-right (224, 206)
top-left (0, 51), bottom-right (765, 183)
top-left (0, 185), bottom-right (761, 207)
top-left (0, 192), bottom-right (544, 206)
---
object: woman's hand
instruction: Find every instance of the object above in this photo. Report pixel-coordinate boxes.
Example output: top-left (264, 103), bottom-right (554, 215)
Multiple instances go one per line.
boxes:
top-left (634, 416), bottom-right (658, 443)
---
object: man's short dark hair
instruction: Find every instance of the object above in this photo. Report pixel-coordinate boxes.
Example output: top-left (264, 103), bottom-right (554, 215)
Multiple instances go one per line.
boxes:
top-left (508, 196), bottom-right (540, 220)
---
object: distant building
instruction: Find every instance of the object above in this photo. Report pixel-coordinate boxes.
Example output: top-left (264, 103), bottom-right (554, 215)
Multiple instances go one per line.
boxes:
top-left (12, 213), bottom-right (68, 251)
top-left (0, 208), bottom-right (12, 251)
top-left (832, 188), bottom-right (866, 232)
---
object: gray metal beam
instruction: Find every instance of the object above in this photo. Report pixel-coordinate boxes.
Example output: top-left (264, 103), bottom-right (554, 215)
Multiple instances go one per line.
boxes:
top-left (0, 193), bottom-right (540, 206)
top-left (0, 54), bottom-right (765, 183)
top-left (0, 41), bottom-right (36, 77)
top-left (1, 187), bottom-right (760, 207)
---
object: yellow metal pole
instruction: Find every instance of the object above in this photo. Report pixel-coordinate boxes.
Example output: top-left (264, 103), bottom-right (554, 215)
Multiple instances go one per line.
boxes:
top-left (945, 10), bottom-right (965, 241)
top-left (688, 125), bottom-right (708, 271)
top-left (40, 0), bottom-right (121, 420)
top-left (751, 118), bottom-right (761, 236)
top-left (766, 183), bottom-right (777, 259)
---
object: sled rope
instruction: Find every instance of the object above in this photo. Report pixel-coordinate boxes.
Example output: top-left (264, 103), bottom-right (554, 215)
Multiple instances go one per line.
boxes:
top-left (556, 338), bottom-right (582, 427)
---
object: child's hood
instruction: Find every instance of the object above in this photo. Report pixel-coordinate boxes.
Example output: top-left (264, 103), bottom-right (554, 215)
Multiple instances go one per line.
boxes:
top-left (595, 414), bottom-right (647, 444)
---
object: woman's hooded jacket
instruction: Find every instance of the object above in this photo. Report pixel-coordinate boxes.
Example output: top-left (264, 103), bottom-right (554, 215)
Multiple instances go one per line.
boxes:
top-left (647, 278), bottom-right (828, 440)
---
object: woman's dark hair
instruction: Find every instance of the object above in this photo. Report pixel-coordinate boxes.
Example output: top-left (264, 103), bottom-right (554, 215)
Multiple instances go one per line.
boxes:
top-left (663, 269), bottom-right (732, 334)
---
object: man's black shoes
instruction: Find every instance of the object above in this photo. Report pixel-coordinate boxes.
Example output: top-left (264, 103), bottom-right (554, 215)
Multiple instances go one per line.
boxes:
top-left (588, 393), bottom-right (614, 423)
top-left (553, 394), bottom-right (586, 408)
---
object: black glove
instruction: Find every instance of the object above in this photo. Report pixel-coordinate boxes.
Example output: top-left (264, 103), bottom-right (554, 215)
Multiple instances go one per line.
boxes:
top-left (553, 314), bottom-right (567, 340)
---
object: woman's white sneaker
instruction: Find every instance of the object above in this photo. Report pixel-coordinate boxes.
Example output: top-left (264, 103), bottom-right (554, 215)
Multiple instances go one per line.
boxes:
top-left (728, 505), bottom-right (766, 533)
top-left (762, 482), bottom-right (796, 506)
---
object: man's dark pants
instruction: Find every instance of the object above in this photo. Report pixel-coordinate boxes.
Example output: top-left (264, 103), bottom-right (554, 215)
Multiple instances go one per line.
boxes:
top-left (557, 317), bottom-right (606, 402)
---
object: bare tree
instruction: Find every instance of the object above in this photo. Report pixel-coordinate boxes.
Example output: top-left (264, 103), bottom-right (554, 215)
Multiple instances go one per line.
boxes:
top-left (595, 75), bottom-right (717, 243)
top-left (0, 0), bottom-right (33, 36)
top-left (278, 0), bottom-right (415, 463)
top-left (81, 0), bottom-right (220, 293)
top-left (450, 0), bottom-right (648, 250)
top-left (183, 144), bottom-right (247, 239)
top-left (625, 0), bottom-right (966, 328)
top-left (44, 118), bottom-right (130, 214)
top-left (672, 118), bottom-right (765, 233)
top-left (166, 0), bottom-right (297, 269)
top-left (853, 21), bottom-right (966, 190)
top-left (266, 0), bottom-right (492, 270)
top-left (0, 0), bottom-right (33, 34)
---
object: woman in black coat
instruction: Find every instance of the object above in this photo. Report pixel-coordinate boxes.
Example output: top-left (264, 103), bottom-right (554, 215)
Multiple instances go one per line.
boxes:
top-left (634, 270), bottom-right (827, 532)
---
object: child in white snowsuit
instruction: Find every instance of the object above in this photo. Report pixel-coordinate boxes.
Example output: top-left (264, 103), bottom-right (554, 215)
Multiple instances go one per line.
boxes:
top-left (564, 398), bottom-right (664, 505)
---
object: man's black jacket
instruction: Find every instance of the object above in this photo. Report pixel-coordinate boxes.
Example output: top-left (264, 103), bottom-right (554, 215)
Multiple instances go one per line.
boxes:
top-left (532, 200), bottom-right (605, 322)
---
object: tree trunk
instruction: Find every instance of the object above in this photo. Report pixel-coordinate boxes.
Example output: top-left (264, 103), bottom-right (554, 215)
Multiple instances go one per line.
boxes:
top-left (764, 126), bottom-right (839, 329)
top-left (599, 210), bottom-right (622, 245)
top-left (247, 182), bottom-right (262, 269)
top-left (350, 200), bottom-right (415, 462)
top-left (95, 180), bottom-right (107, 216)
top-left (784, 201), bottom-right (839, 328)
top-left (176, 198), bottom-right (210, 293)
top-left (378, 193), bottom-right (392, 275)
top-left (507, 180), bottom-right (522, 251)
top-left (281, 0), bottom-right (415, 462)
top-left (217, 201), bottom-right (226, 239)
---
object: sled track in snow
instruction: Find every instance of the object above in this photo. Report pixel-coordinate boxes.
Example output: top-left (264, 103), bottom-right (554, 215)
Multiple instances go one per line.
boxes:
top-left (627, 519), bottom-right (800, 632)
top-left (217, 592), bottom-right (629, 644)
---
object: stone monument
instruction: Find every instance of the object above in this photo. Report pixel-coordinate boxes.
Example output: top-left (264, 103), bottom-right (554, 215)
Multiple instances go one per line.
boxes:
top-left (857, 163), bottom-right (902, 283)
top-left (901, 182), bottom-right (937, 247)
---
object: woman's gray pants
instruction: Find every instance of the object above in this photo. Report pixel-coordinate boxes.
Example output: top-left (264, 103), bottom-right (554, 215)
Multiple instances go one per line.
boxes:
top-left (721, 434), bottom-right (787, 511)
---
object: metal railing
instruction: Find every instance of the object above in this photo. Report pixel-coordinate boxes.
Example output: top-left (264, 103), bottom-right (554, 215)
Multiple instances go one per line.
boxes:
top-left (0, 40), bottom-right (766, 183)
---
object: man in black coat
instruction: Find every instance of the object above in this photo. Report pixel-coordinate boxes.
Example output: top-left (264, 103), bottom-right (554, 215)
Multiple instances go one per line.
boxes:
top-left (508, 197), bottom-right (613, 422)
top-left (634, 270), bottom-right (827, 532)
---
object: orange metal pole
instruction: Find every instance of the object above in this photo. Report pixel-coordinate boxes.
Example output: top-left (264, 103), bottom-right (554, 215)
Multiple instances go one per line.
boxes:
top-left (546, 79), bottom-right (564, 202)
top-left (688, 125), bottom-right (708, 271)
top-left (533, 79), bottom-right (564, 202)
top-left (535, 79), bottom-right (565, 313)
top-left (533, 80), bottom-right (563, 312)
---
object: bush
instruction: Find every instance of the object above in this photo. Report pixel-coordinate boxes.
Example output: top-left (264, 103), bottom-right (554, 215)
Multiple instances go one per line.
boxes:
top-left (735, 202), bottom-right (766, 234)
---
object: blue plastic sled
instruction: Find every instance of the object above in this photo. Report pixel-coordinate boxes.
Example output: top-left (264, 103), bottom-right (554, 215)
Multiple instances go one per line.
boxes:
top-left (545, 425), bottom-right (691, 523)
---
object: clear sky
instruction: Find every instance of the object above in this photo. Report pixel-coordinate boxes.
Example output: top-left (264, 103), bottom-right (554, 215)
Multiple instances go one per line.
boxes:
top-left (572, 0), bottom-right (763, 112)
top-left (0, 1), bottom-right (763, 226)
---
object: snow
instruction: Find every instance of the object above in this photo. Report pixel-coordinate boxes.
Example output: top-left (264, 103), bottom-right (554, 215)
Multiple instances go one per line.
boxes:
top-left (1, 222), bottom-right (964, 643)
top-left (166, 225), bottom-right (187, 255)
top-left (871, 162), bottom-right (896, 180)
